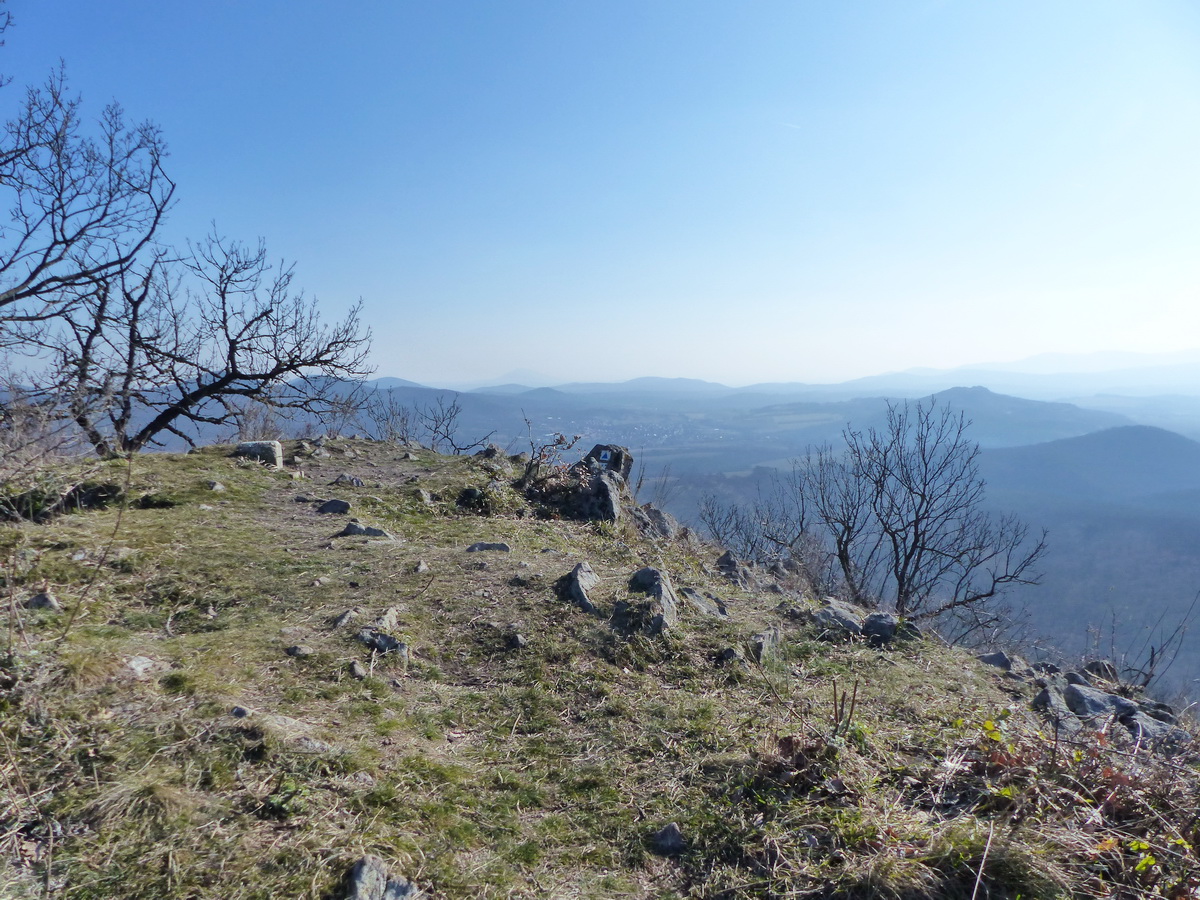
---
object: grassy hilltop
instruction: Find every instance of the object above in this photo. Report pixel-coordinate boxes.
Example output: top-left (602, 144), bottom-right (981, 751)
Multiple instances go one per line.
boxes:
top-left (1, 440), bottom-right (1198, 899)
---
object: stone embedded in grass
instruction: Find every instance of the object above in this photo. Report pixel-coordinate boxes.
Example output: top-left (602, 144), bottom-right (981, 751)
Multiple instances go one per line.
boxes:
top-left (348, 660), bottom-right (367, 680)
top-left (357, 628), bottom-right (409, 661)
top-left (233, 440), bottom-right (283, 468)
top-left (466, 542), bottom-right (511, 552)
top-left (332, 608), bottom-right (360, 628)
top-left (318, 499), bottom-right (352, 514)
top-left (343, 855), bottom-right (422, 899)
top-left (338, 520), bottom-right (391, 538)
top-left (125, 655), bottom-right (164, 679)
top-left (651, 822), bottom-right (686, 856)
top-left (613, 567), bottom-right (679, 636)
top-left (557, 561), bottom-right (600, 614)
top-left (414, 559), bottom-right (429, 574)
top-left (977, 650), bottom-right (1014, 671)
top-left (749, 625), bottom-right (781, 663)
top-left (331, 473), bottom-right (365, 487)
top-left (285, 645), bottom-right (314, 658)
top-left (207, 480), bottom-right (226, 492)
top-left (679, 586), bottom-right (728, 618)
top-left (25, 590), bottom-right (61, 610)
top-left (375, 607), bottom-right (402, 631)
top-left (807, 600), bottom-right (863, 640)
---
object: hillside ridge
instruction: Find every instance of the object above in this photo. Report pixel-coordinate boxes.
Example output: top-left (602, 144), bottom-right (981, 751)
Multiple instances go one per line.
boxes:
top-left (1, 439), bottom-right (1198, 899)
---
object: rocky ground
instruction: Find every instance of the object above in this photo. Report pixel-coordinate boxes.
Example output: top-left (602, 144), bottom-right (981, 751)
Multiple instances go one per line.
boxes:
top-left (1, 438), bottom-right (1198, 899)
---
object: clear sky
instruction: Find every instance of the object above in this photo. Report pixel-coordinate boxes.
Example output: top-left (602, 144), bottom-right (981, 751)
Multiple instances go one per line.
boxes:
top-left (6, 1), bottom-right (1200, 387)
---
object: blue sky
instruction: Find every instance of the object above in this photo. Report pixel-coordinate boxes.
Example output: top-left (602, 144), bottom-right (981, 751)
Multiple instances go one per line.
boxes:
top-left (6, 1), bottom-right (1200, 386)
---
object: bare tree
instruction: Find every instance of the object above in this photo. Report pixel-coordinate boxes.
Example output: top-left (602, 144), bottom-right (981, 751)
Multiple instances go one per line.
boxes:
top-left (363, 389), bottom-right (414, 444)
top-left (702, 398), bottom-right (1045, 627)
top-left (415, 393), bottom-right (493, 454)
top-left (35, 232), bottom-right (371, 457)
top-left (0, 66), bottom-right (174, 339)
top-left (852, 400), bottom-right (1045, 619)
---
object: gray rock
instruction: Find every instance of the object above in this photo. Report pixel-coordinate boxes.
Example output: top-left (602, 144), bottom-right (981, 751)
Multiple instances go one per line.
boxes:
top-left (679, 586), bottom-right (728, 618)
top-left (583, 444), bottom-right (634, 481)
top-left (1083, 659), bottom-right (1121, 684)
top-left (1141, 701), bottom-right (1178, 724)
top-left (716, 550), bottom-right (756, 589)
top-left (332, 473), bottom-right (365, 487)
top-left (415, 489), bottom-right (433, 506)
top-left (318, 499), bottom-right (352, 514)
top-left (1064, 683), bottom-right (1138, 719)
top-left (338, 520), bottom-right (391, 538)
top-left (375, 607), bottom-right (402, 631)
top-left (1032, 686), bottom-right (1083, 736)
top-left (25, 590), bottom-right (60, 610)
top-left (808, 600), bottom-right (863, 639)
top-left (234, 440), bottom-right (283, 468)
top-left (413, 559), bottom-right (429, 574)
top-left (466, 542), bottom-right (511, 553)
top-left (348, 660), bottom-right (367, 680)
top-left (285, 645), bottom-right (314, 658)
top-left (343, 855), bottom-right (422, 899)
top-left (357, 629), bottom-right (409, 661)
top-left (631, 503), bottom-right (679, 539)
top-left (749, 625), bottom-right (781, 663)
top-left (613, 567), bottom-right (679, 636)
top-left (716, 646), bottom-right (745, 666)
top-left (651, 822), bottom-right (686, 856)
top-left (206, 480), bottom-right (226, 492)
top-left (862, 613), bottom-right (898, 646)
top-left (1065, 671), bottom-right (1092, 687)
top-left (125, 655), bottom-right (163, 679)
top-left (332, 608), bottom-right (360, 628)
top-left (559, 562), bottom-right (601, 614)
top-left (1122, 711), bottom-right (1191, 748)
top-left (977, 650), bottom-right (1014, 672)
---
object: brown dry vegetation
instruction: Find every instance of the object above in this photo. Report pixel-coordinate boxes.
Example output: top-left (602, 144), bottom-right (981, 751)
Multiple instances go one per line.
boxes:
top-left (1, 439), bottom-right (1198, 899)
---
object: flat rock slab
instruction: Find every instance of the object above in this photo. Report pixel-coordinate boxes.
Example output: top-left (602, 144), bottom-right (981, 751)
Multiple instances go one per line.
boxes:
top-left (318, 499), bottom-right (352, 514)
top-left (466, 542), bottom-right (511, 552)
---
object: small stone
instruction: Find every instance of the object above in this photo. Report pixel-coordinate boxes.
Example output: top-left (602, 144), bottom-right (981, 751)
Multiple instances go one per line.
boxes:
top-left (332, 608), bottom-right (360, 628)
top-left (375, 607), bottom-right (402, 631)
top-left (651, 822), bottom-right (686, 856)
top-left (125, 655), bottom-right (161, 679)
top-left (349, 660), bottom-right (367, 680)
top-left (558, 561), bottom-right (600, 614)
top-left (332, 473), bottom-right (365, 487)
top-left (716, 646), bottom-right (744, 666)
top-left (318, 499), bottom-right (352, 514)
top-left (977, 650), bottom-right (1013, 672)
top-left (25, 590), bottom-right (61, 610)
top-left (285, 645), bottom-right (315, 658)
top-left (506, 630), bottom-right (528, 650)
top-left (749, 626), bottom-right (781, 663)
top-left (466, 542), bottom-right (511, 553)
top-left (344, 855), bottom-right (422, 899)
top-left (357, 629), bottom-right (409, 661)
top-left (206, 480), bottom-right (226, 492)
top-left (231, 706), bottom-right (251, 718)
top-left (414, 560), bottom-right (429, 574)
top-left (338, 520), bottom-right (392, 538)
